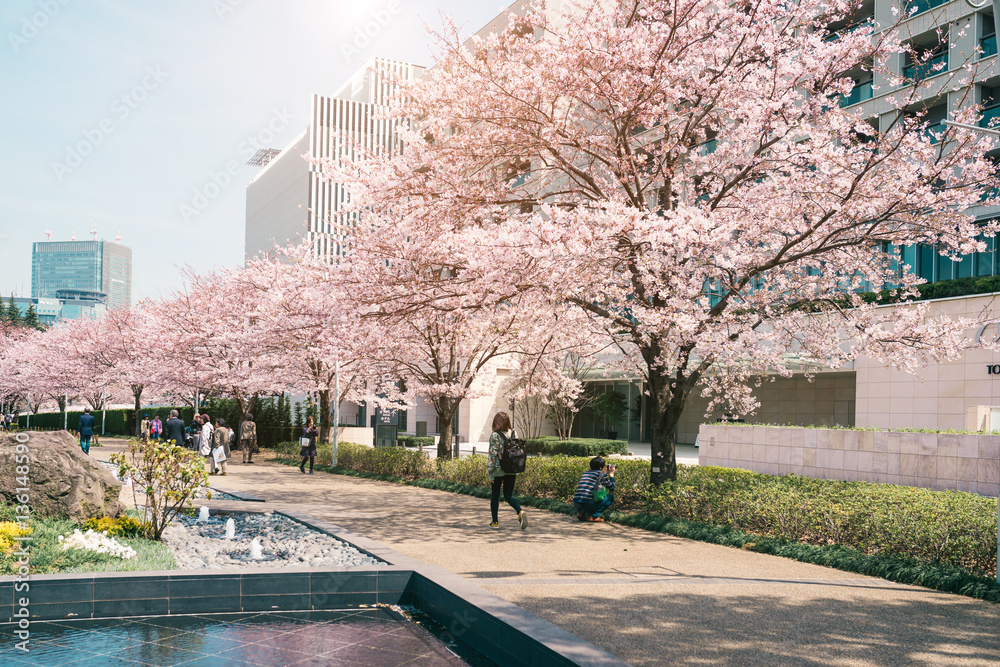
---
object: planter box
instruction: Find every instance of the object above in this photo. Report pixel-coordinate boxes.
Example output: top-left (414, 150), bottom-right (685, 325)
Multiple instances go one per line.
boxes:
top-left (698, 424), bottom-right (1000, 496)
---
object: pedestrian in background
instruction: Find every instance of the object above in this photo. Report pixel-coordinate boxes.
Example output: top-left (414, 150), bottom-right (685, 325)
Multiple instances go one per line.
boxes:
top-left (151, 415), bottom-right (162, 440)
top-left (199, 414), bottom-right (215, 474)
top-left (486, 411), bottom-right (526, 530)
top-left (140, 414), bottom-right (150, 442)
top-left (299, 416), bottom-right (318, 474)
top-left (213, 417), bottom-right (230, 476)
top-left (240, 413), bottom-right (257, 463)
top-left (165, 410), bottom-right (185, 448)
top-left (78, 407), bottom-right (96, 455)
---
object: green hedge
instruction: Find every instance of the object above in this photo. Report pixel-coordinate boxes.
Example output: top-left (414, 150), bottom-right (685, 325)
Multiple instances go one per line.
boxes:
top-left (859, 275), bottom-right (1000, 306)
top-left (291, 444), bottom-right (998, 578)
top-left (18, 407), bottom-right (196, 436)
top-left (398, 436), bottom-right (436, 448)
top-left (524, 436), bottom-right (629, 456)
top-left (643, 467), bottom-right (998, 574)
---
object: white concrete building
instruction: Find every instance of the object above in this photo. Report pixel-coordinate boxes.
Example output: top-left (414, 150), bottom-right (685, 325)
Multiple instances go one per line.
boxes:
top-left (245, 58), bottom-right (424, 263)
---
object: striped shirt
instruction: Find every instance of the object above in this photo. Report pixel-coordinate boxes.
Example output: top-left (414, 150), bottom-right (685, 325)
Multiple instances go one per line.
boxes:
top-left (573, 469), bottom-right (614, 503)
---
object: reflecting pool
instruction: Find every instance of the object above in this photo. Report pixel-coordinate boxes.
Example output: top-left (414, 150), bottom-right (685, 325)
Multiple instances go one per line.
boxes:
top-left (2, 607), bottom-right (494, 666)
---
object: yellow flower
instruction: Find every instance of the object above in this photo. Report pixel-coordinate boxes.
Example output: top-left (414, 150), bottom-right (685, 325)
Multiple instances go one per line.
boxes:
top-left (0, 521), bottom-right (32, 553)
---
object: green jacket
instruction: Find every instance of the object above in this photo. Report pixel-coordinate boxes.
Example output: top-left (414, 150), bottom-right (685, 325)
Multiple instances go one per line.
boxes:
top-left (487, 430), bottom-right (510, 481)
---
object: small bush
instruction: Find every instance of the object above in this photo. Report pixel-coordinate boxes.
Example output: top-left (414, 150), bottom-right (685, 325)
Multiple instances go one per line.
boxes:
top-left (110, 439), bottom-right (210, 540)
top-left (524, 436), bottom-right (629, 456)
top-left (83, 516), bottom-right (147, 539)
top-left (398, 436), bottom-right (436, 448)
top-left (0, 521), bottom-right (31, 553)
top-left (335, 442), bottom-right (433, 479)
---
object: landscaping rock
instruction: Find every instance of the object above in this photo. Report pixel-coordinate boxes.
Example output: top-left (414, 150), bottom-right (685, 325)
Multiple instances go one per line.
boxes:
top-left (0, 430), bottom-right (122, 521)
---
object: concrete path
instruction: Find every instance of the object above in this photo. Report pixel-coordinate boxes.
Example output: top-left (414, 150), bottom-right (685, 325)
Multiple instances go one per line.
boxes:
top-left (92, 442), bottom-right (1000, 666)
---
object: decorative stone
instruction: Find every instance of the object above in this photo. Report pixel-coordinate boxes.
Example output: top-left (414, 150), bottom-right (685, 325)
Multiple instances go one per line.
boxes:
top-left (0, 430), bottom-right (121, 521)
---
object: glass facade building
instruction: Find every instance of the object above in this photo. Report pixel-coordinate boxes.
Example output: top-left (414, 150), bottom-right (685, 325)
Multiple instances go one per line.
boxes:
top-left (31, 240), bottom-right (131, 311)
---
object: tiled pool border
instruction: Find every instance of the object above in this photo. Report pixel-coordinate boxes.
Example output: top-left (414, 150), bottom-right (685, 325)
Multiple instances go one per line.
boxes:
top-left (0, 510), bottom-right (626, 667)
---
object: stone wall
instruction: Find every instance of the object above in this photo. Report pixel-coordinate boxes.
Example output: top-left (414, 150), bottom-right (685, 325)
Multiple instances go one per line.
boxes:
top-left (698, 424), bottom-right (1000, 496)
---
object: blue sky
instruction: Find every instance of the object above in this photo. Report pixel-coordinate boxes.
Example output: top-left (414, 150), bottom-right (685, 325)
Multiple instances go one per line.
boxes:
top-left (0, 0), bottom-right (506, 302)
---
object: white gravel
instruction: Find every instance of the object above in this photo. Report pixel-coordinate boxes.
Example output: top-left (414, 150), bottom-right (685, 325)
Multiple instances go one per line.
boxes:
top-left (162, 511), bottom-right (384, 570)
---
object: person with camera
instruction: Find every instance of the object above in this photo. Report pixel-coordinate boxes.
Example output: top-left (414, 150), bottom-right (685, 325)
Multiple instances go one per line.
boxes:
top-left (573, 456), bottom-right (616, 522)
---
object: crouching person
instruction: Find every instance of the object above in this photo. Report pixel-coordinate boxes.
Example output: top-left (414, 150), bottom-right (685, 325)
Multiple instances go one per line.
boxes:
top-left (573, 457), bottom-right (616, 522)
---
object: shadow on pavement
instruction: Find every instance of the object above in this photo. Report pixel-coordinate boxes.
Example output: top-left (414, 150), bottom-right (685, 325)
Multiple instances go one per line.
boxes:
top-left (506, 588), bottom-right (1000, 666)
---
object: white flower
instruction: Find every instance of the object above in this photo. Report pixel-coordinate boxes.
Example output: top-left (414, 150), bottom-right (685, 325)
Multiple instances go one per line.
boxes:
top-left (60, 528), bottom-right (137, 560)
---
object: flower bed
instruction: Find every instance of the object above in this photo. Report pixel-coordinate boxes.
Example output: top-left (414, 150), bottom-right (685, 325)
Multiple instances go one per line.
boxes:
top-left (59, 528), bottom-right (138, 560)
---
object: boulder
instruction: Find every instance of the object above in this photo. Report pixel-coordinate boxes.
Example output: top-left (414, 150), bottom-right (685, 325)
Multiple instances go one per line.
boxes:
top-left (0, 430), bottom-right (121, 521)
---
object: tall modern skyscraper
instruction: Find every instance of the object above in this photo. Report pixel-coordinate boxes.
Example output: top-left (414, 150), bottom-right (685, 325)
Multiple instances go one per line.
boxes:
top-left (31, 239), bottom-right (132, 310)
top-left (245, 58), bottom-right (424, 262)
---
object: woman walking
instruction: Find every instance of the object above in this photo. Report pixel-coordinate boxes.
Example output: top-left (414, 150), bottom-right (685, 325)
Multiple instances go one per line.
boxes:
top-left (198, 414), bottom-right (216, 474)
top-left (299, 416), bottom-right (318, 474)
top-left (487, 411), bottom-right (526, 530)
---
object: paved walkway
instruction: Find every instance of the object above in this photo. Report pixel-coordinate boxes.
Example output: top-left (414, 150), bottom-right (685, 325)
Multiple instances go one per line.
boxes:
top-left (92, 442), bottom-right (1000, 666)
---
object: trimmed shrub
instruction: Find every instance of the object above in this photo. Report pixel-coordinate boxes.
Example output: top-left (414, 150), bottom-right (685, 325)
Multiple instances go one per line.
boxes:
top-left (644, 466), bottom-right (998, 574)
top-left (18, 406), bottom-right (197, 436)
top-left (524, 436), bottom-right (629, 456)
top-left (398, 436), bottom-right (436, 448)
top-left (335, 442), bottom-right (434, 479)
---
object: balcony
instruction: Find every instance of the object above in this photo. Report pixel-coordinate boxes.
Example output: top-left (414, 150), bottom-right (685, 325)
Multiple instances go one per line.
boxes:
top-left (698, 138), bottom-right (718, 155)
top-left (980, 103), bottom-right (1000, 129)
top-left (903, 52), bottom-right (948, 80)
top-left (905, 0), bottom-right (948, 17)
top-left (925, 121), bottom-right (947, 143)
top-left (981, 34), bottom-right (997, 59)
top-left (839, 80), bottom-right (873, 107)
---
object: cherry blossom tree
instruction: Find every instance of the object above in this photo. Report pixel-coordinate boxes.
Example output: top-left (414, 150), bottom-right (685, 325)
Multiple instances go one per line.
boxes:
top-left (233, 251), bottom-right (393, 444)
top-left (154, 267), bottom-right (286, 434)
top-left (322, 0), bottom-right (1000, 482)
top-left (73, 307), bottom-right (159, 435)
top-left (0, 321), bottom-right (33, 415)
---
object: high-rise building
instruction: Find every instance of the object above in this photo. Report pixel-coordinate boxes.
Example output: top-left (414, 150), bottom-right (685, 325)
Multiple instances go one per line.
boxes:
top-left (245, 58), bottom-right (425, 262)
top-left (31, 239), bottom-right (132, 311)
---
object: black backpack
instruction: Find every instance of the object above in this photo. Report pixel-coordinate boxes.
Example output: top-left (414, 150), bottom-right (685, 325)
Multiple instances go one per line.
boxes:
top-left (499, 431), bottom-right (527, 474)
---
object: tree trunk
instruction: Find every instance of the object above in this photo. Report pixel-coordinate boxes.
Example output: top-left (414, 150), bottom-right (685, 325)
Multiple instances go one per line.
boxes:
top-left (435, 397), bottom-right (459, 459)
top-left (644, 345), bottom-right (696, 485)
top-left (132, 385), bottom-right (143, 436)
top-left (233, 392), bottom-right (260, 450)
top-left (318, 389), bottom-right (333, 443)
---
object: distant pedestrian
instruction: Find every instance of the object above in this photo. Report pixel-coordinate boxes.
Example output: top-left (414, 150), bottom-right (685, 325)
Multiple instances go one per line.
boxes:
top-left (213, 418), bottom-right (230, 476)
top-left (140, 415), bottom-right (150, 442)
top-left (573, 457), bottom-right (616, 523)
top-left (487, 411), bottom-right (526, 530)
top-left (299, 416), bottom-right (318, 474)
top-left (151, 415), bottom-right (163, 440)
top-left (78, 407), bottom-right (96, 455)
top-left (165, 410), bottom-right (186, 448)
top-left (240, 413), bottom-right (257, 463)
top-left (199, 414), bottom-right (215, 474)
